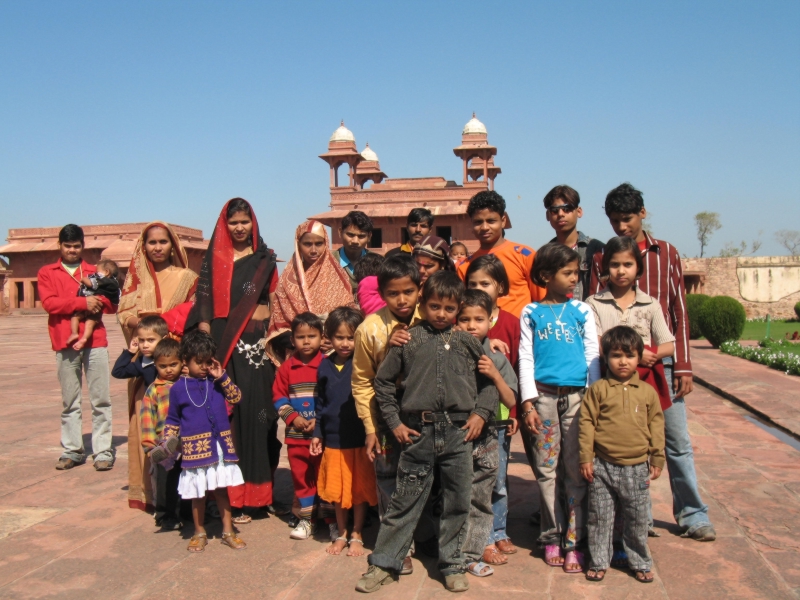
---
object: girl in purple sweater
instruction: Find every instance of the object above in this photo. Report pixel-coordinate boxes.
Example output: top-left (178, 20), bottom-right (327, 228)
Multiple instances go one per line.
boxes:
top-left (162, 330), bottom-right (246, 553)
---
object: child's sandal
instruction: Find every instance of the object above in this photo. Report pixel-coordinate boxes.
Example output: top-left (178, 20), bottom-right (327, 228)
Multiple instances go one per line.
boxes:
top-left (544, 544), bottom-right (563, 567)
top-left (187, 533), bottom-right (207, 553)
top-left (221, 531), bottom-right (246, 550)
top-left (563, 550), bottom-right (585, 574)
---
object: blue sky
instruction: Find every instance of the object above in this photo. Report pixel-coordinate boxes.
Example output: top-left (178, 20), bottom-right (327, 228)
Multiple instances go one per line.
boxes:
top-left (1, 1), bottom-right (798, 264)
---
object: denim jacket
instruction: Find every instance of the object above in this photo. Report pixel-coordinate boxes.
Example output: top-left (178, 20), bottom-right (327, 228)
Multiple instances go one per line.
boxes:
top-left (374, 322), bottom-right (498, 430)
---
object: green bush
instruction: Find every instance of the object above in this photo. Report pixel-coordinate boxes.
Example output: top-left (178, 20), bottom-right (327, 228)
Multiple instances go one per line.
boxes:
top-left (686, 294), bottom-right (710, 339)
top-left (698, 296), bottom-right (746, 347)
top-left (795, 301), bottom-right (800, 321)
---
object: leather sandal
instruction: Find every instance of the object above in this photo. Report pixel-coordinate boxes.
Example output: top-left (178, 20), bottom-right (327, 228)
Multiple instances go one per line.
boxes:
top-left (221, 531), bottom-right (246, 550)
top-left (232, 513), bottom-right (252, 525)
top-left (481, 545), bottom-right (508, 565)
top-left (495, 538), bottom-right (518, 555)
top-left (187, 533), bottom-right (208, 553)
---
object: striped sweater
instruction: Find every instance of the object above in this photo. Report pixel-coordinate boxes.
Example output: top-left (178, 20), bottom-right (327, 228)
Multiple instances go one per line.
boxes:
top-left (272, 351), bottom-right (322, 445)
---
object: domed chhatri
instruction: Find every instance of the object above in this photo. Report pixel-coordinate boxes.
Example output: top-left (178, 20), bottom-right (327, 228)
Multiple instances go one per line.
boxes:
top-left (360, 143), bottom-right (379, 163)
top-left (329, 120), bottom-right (355, 143)
top-left (462, 112), bottom-right (487, 135)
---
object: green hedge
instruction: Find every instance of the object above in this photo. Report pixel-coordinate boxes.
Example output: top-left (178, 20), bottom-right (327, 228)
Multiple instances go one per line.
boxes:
top-left (698, 296), bottom-right (746, 347)
top-left (686, 294), bottom-right (710, 339)
top-left (795, 301), bottom-right (800, 320)
top-left (721, 340), bottom-right (800, 376)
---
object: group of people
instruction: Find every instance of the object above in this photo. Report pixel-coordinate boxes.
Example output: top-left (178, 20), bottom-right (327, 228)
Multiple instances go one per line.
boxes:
top-left (38, 181), bottom-right (715, 591)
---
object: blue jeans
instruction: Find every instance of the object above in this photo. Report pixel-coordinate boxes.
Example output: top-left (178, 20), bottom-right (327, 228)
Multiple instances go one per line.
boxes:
top-left (490, 428), bottom-right (511, 543)
top-left (662, 361), bottom-right (711, 533)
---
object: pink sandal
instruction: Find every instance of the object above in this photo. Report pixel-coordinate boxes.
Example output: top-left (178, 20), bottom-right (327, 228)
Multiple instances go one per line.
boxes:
top-left (544, 544), bottom-right (563, 567)
top-left (563, 550), bottom-right (585, 574)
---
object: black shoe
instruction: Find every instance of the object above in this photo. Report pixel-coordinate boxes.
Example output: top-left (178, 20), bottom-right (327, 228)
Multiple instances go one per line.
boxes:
top-left (159, 518), bottom-right (183, 531)
top-left (288, 515), bottom-right (300, 528)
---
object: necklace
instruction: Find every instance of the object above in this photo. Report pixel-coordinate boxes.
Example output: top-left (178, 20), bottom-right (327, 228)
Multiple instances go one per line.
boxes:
top-left (442, 328), bottom-right (455, 351)
top-left (184, 377), bottom-right (209, 408)
top-left (547, 302), bottom-right (568, 327)
top-left (236, 338), bottom-right (269, 368)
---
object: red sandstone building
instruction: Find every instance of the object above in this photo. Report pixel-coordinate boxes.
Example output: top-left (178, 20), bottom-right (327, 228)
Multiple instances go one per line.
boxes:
top-left (310, 114), bottom-right (504, 254)
top-left (0, 224), bottom-right (207, 311)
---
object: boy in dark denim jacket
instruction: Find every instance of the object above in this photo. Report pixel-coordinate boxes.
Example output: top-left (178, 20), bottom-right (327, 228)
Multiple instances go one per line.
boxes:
top-left (356, 271), bottom-right (498, 594)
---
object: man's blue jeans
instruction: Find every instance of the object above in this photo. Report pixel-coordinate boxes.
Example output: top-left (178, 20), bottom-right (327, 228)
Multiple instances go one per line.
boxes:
top-left (662, 361), bottom-right (712, 534)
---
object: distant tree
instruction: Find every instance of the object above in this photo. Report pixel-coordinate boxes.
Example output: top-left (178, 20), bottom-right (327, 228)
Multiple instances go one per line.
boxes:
top-left (718, 234), bottom-right (762, 258)
top-left (694, 212), bottom-right (721, 257)
top-left (775, 230), bottom-right (800, 257)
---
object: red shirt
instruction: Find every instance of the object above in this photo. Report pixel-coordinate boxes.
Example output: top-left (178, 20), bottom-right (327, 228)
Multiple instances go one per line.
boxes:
top-left (489, 308), bottom-right (520, 373)
top-left (589, 232), bottom-right (692, 376)
top-left (38, 260), bottom-right (115, 351)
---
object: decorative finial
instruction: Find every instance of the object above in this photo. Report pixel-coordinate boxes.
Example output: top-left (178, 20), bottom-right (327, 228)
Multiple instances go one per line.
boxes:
top-left (341, 119), bottom-right (345, 126)
top-left (365, 142), bottom-right (369, 147)
top-left (472, 112), bottom-right (476, 118)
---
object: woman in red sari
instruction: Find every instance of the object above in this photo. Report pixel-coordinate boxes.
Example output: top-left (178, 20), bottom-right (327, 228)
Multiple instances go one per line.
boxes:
top-left (187, 198), bottom-right (281, 523)
top-left (117, 222), bottom-right (198, 511)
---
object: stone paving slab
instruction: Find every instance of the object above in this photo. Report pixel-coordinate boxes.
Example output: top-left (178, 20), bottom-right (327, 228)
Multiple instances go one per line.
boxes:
top-left (0, 315), bottom-right (798, 599)
top-left (691, 339), bottom-right (800, 439)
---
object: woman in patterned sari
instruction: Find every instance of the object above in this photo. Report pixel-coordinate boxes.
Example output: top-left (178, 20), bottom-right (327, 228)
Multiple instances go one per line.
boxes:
top-left (117, 222), bottom-right (198, 511)
top-left (187, 198), bottom-right (282, 523)
top-left (266, 220), bottom-right (355, 362)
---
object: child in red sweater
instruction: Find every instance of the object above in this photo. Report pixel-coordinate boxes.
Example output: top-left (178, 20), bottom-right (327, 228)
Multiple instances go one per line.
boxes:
top-left (273, 312), bottom-right (324, 540)
top-left (465, 254), bottom-right (522, 563)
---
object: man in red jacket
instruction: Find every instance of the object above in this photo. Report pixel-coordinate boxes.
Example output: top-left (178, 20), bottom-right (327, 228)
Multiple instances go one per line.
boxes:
top-left (38, 224), bottom-right (116, 471)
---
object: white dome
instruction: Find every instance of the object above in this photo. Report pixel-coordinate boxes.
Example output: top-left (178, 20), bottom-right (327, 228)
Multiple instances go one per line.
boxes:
top-left (360, 143), bottom-right (379, 162)
top-left (330, 121), bottom-right (355, 143)
top-left (462, 113), bottom-right (487, 135)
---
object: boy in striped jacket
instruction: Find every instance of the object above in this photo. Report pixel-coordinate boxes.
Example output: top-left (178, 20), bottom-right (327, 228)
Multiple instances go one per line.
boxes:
top-left (273, 312), bottom-right (324, 540)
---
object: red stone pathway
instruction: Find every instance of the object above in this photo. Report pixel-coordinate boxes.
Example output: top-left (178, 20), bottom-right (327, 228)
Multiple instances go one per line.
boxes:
top-left (691, 339), bottom-right (800, 439)
top-left (0, 315), bottom-right (798, 599)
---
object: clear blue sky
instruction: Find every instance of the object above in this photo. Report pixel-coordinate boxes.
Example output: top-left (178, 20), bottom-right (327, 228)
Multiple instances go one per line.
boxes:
top-left (2, 1), bottom-right (798, 264)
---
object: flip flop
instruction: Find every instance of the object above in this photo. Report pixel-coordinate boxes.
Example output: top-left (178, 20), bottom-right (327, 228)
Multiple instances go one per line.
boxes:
top-left (466, 562), bottom-right (494, 577)
top-left (232, 513), bottom-right (252, 525)
top-left (634, 570), bottom-right (654, 583)
top-left (586, 568), bottom-right (606, 582)
top-left (482, 545), bottom-right (508, 565)
top-left (544, 544), bottom-right (563, 567)
top-left (563, 550), bottom-right (585, 574)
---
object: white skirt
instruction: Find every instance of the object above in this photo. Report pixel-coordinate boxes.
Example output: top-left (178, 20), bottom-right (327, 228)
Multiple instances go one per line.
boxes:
top-left (178, 442), bottom-right (244, 500)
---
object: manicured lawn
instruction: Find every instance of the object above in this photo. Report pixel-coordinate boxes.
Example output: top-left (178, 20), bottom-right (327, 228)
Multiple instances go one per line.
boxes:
top-left (741, 320), bottom-right (800, 341)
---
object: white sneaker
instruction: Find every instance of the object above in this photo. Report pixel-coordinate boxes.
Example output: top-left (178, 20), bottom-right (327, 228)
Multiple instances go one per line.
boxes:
top-left (290, 519), bottom-right (314, 540)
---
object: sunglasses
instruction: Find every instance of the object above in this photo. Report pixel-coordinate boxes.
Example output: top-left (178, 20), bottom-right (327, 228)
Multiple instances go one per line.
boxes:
top-left (547, 204), bottom-right (577, 215)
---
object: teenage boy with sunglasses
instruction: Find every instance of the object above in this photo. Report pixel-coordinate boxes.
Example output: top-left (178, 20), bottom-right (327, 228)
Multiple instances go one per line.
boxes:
top-left (543, 185), bottom-right (605, 301)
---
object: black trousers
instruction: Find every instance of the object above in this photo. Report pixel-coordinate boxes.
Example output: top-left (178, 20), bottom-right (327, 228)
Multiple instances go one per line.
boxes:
top-left (154, 457), bottom-right (182, 524)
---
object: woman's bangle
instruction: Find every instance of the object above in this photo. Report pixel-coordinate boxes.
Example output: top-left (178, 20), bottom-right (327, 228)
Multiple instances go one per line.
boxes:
top-left (520, 406), bottom-right (536, 419)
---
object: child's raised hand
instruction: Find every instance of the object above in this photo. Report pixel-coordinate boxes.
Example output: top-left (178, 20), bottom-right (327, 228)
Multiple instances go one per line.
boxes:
top-left (477, 355), bottom-right (501, 382)
top-left (640, 348), bottom-right (658, 368)
top-left (392, 423), bottom-right (420, 445)
top-left (320, 337), bottom-right (332, 354)
top-left (388, 324), bottom-right (412, 347)
top-left (128, 337), bottom-right (139, 354)
top-left (292, 415), bottom-right (309, 432)
top-left (521, 401), bottom-right (544, 435)
top-left (650, 465), bottom-right (662, 480)
top-left (580, 462), bottom-right (594, 483)
top-left (488, 338), bottom-right (510, 357)
top-left (309, 437), bottom-right (323, 456)
top-left (209, 358), bottom-right (224, 380)
top-left (461, 413), bottom-right (486, 442)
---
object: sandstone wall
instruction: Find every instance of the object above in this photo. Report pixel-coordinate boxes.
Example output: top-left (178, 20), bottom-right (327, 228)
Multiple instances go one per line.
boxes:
top-left (683, 256), bottom-right (800, 319)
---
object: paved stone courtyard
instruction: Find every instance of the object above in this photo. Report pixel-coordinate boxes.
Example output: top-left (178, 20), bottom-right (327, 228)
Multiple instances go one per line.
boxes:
top-left (0, 315), bottom-right (798, 599)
